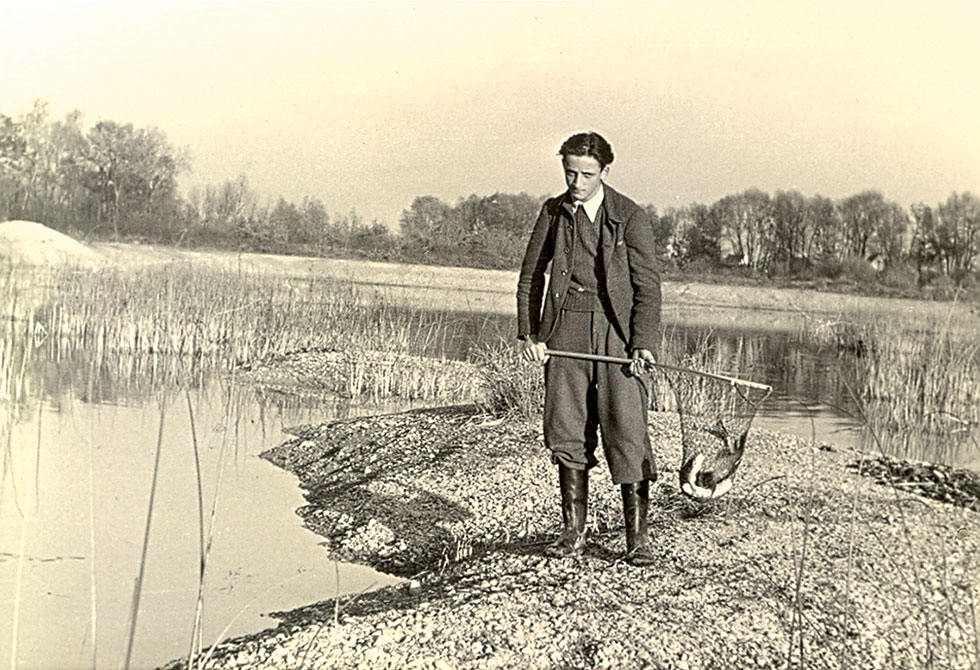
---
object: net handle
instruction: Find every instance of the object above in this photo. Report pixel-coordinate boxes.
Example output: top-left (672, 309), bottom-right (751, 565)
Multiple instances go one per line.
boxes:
top-left (545, 349), bottom-right (773, 392)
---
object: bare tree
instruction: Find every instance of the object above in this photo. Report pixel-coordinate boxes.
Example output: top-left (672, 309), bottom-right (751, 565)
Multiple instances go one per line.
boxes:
top-left (837, 191), bottom-right (908, 265)
top-left (712, 188), bottom-right (775, 270)
top-left (82, 120), bottom-right (185, 238)
top-left (805, 194), bottom-right (842, 262)
top-left (773, 190), bottom-right (807, 266)
top-left (931, 192), bottom-right (980, 278)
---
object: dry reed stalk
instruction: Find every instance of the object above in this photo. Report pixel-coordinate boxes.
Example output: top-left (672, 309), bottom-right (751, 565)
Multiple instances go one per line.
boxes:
top-left (970, 584), bottom-right (980, 668)
top-left (185, 390), bottom-right (205, 669)
top-left (841, 372), bottom-right (979, 667)
top-left (188, 376), bottom-right (236, 669)
top-left (784, 403), bottom-right (819, 669)
top-left (122, 396), bottom-right (168, 670)
top-left (8, 401), bottom-right (37, 670)
top-left (88, 427), bottom-right (98, 670)
top-left (197, 574), bottom-right (308, 670)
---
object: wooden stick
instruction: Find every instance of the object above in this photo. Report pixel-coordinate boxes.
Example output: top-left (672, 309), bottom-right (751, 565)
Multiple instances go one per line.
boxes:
top-left (545, 349), bottom-right (773, 392)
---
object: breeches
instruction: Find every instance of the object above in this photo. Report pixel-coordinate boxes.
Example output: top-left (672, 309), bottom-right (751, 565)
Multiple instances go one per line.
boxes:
top-left (544, 309), bottom-right (657, 484)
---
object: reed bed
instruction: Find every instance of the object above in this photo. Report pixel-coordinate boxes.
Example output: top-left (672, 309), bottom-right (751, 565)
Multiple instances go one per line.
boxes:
top-left (854, 320), bottom-right (980, 464)
top-left (859, 322), bottom-right (979, 428)
top-left (7, 261), bottom-right (977, 459)
top-left (785, 303), bottom-right (980, 465)
top-left (31, 265), bottom-right (416, 363)
top-left (4, 263), bottom-right (486, 403)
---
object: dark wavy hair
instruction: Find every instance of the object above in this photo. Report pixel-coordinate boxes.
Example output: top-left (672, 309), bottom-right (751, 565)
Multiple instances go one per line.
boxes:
top-left (559, 132), bottom-right (614, 168)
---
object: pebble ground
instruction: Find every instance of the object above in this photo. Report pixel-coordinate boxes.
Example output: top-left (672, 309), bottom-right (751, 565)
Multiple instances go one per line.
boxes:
top-left (164, 406), bottom-right (980, 670)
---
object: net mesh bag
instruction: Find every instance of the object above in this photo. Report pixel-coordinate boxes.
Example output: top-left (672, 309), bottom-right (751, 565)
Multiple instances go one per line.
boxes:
top-left (659, 367), bottom-right (772, 500)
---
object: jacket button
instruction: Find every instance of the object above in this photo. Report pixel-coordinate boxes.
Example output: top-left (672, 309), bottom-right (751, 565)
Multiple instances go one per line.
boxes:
top-left (564, 247), bottom-right (571, 254)
top-left (560, 270), bottom-right (567, 276)
top-left (554, 291), bottom-right (560, 298)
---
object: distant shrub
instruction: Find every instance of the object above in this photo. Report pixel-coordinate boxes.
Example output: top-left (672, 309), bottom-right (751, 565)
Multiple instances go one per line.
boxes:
top-left (726, 264), bottom-right (759, 280)
top-left (965, 271), bottom-right (980, 291)
top-left (815, 256), bottom-right (844, 280)
top-left (952, 268), bottom-right (978, 290)
top-left (839, 256), bottom-right (878, 285)
top-left (679, 256), bottom-right (720, 275)
top-left (922, 275), bottom-right (962, 300)
top-left (880, 262), bottom-right (918, 291)
top-left (657, 255), bottom-right (681, 273)
top-left (769, 256), bottom-right (814, 279)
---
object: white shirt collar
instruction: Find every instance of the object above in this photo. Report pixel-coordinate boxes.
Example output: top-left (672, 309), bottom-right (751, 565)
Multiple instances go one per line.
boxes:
top-left (573, 184), bottom-right (605, 223)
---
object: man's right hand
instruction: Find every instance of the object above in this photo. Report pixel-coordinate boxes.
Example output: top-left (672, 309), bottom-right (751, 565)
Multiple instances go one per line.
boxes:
top-left (520, 336), bottom-right (549, 363)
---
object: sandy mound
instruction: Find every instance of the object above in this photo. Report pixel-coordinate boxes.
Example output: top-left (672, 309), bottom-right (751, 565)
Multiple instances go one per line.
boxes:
top-left (0, 220), bottom-right (104, 269)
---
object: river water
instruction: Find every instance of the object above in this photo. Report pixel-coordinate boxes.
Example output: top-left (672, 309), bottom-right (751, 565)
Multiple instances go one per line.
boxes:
top-left (1, 308), bottom-right (977, 669)
top-left (0, 380), bottom-right (405, 670)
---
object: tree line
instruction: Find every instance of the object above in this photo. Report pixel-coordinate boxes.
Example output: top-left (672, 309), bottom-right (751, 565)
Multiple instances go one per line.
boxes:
top-left (2, 101), bottom-right (978, 295)
top-left (397, 186), bottom-right (980, 296)
top-left (652, 188), bottom-right (980, 294)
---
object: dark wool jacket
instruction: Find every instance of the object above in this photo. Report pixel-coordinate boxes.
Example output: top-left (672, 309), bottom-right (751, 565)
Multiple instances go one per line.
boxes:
top-left (516, 184), bottom-right (662, 352)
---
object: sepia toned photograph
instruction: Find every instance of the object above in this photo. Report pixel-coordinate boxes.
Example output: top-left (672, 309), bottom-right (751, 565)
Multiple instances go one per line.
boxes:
top-left (1, 2), bottom-right (978, 668)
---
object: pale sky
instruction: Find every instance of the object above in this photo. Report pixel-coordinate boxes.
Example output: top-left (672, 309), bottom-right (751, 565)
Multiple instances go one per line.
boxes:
top-left (2, 1), bottom-right (978, 229)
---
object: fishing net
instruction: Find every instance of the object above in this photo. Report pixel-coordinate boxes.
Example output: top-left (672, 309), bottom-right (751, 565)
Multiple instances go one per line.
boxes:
top-left (658, 367), bottom-right (772, 500)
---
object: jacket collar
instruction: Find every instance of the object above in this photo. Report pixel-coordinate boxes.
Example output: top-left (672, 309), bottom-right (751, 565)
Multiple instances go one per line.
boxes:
top-left (599, 184), bottom-right (630, 224)
top-left (548, 183), bottom-right (629, 224)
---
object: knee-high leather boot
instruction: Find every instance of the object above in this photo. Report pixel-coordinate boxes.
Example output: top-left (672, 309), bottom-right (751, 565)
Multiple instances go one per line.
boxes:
top-left (621, 480), bottom-right (657, 566)
top-left (544, 465), bottom-right (588, 558)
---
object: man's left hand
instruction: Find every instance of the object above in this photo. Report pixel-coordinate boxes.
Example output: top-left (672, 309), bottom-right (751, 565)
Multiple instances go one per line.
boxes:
top-left (630, 348), bottom-right (657, 376)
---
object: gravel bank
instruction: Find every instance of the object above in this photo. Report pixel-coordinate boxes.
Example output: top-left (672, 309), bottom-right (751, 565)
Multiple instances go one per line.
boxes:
top-left (164, 407), bottom-right (980, 670)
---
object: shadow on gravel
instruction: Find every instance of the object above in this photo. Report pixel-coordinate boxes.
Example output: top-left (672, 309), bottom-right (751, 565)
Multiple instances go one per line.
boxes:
top-left (304, 486), bottom-right (474, 575)
top-left (262, 404), bottom-right (515, 576)
top-left (267, 538), bottom-right (586, 629)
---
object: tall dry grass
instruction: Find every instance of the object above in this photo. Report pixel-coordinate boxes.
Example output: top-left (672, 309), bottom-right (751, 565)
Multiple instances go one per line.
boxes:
top-left (122, 397), bottom-right (168, 670)
top-left (32, 264), bottom-right (448, 364)
top-left (791, 299), bottom-right (980, 465)
top-left (7, 263), bottom-right (488, 404)
top-left (859, 321), bottom-right (979, 449)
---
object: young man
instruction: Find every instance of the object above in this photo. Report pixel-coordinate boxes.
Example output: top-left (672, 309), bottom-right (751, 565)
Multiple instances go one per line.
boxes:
top-left (516, 131), bottom-right (661, 566)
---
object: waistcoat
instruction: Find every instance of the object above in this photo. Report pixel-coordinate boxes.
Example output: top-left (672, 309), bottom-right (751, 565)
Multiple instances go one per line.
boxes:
top-left (563, 202), bottom-right (607, 312)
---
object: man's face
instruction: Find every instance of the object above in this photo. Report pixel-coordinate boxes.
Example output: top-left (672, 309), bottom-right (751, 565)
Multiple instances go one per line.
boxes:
top-left (563, 154), bottom-right (608, 202)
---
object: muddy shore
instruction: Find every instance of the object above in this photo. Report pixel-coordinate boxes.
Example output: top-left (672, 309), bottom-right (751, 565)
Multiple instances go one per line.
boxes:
top-left (162, 401), bottom-right (980, 670)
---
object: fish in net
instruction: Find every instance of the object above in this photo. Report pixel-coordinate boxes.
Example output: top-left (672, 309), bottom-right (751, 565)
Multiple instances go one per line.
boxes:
top-left (659, 367), bottom-right (772, 500)
top-left (546, 350), bottom-right (772, 500)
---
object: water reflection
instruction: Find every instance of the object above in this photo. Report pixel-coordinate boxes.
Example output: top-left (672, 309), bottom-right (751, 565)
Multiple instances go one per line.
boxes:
top-left (1, 368), bottom-right (405, 670)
